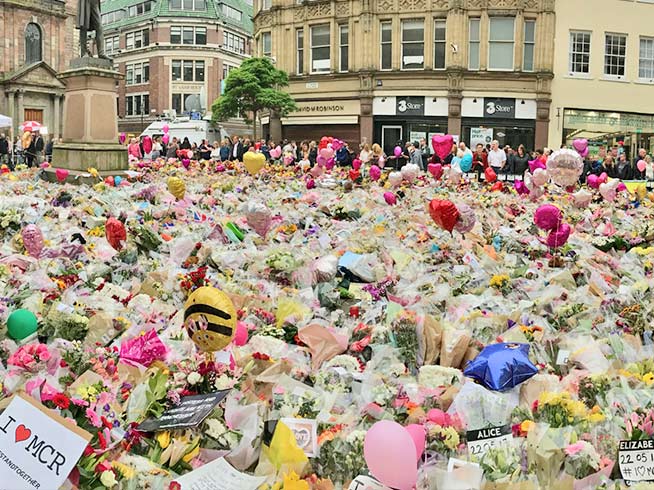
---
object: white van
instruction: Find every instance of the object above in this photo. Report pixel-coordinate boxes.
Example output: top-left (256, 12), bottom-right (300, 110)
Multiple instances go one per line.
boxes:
top-left (140, 117), bottom-right (229, 146)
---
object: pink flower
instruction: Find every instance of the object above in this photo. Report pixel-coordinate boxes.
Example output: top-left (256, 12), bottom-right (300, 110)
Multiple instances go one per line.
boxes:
top-left (427, 409), bottom-right (449, 426)
top-left (564, 442), bottom-right (585, 456)
top-left (86, 408), bottom-right (102, 428)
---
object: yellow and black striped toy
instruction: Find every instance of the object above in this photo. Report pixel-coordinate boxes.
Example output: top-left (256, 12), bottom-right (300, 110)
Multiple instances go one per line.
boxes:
top-left (184, 286), bottom-right (237, 352)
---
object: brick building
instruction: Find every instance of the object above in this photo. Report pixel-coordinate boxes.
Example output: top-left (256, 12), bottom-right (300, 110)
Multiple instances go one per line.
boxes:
top-left (0, 0), bottom-right (78, 139)
top-left (101, 0), bottom-right (253, 136)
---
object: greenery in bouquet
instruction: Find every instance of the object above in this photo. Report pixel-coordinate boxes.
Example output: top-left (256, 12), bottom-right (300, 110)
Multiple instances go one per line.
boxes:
top-left (0, 208), bottom-right (23, 235)
top-left (531, 392), bottom-right (605, 429)
top-left (42, 308), bottom-right (89, 342)
top-left (478, 444), bottom-right (522, 482)
top-left (265, 249), bottom-right (300, 282)
top-left (272, 387), bottom-right (321, 419)
top-left (316, 427), bottom-right (367, 485)
top-left (489, 274), bottom-right (512, 296)
top-left (390, 310), bottom-right (420, 373)
top-left (202, 410), bottom-right (243, 451)
top-left (563, 441), bottom-right (611, 480)
top-left (131, 224), bottom-right (162, 254)
top-left (425, 408), bottom-right (464, 458)
top-left (578, 375), bottom-right (611, 408)
top-left (548, 303), bottom-right (588, 332)
top-left (167, 358), bottom-right (236, 398)
top-left (144, 429), bottom-right (201, 474)
top-left (621, 359), bottom-right (654, 386)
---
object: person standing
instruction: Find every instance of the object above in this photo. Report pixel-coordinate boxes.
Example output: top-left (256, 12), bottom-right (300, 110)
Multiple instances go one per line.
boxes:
top-left (166, 137), bottom-right (179, 159)
top-left (512, 144), bottom-right (529, 176)
top-left (472, 143), bottom-right (488, 178)
top-left (419, 138), bottom-right (431, 169)
top-left (219, 138), bottom-right (231, 161)
top-left (0, 134), bottom-right (9, 167)
top-left (231, 135), bottom-right (242, 161)
top-left (45, 137), bottom-right (54, 163)
top-left (487, 140), bottom-right (506, 175)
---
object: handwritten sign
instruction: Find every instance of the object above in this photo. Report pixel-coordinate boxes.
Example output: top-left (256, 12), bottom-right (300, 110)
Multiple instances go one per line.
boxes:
top-left (281, 418), bottom-right (318, 457)
top-left (466, 425), bottom-right (512, 458)
top-left (619, 439), bottom-right (654, 485)
top-left (0, 393), bottom-right (91, 490)
top-left (138, 391), bottom-right (229, 432)
top-left (173, 457), bottom-right (266, 490)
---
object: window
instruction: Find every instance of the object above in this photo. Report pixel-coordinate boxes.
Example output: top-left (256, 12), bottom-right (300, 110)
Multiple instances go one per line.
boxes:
top-left (569, 31), bottom-right (591, 75)
top-left (639, 37), bottom-right (654, 80)
top-left (311, 24), bottom-right (330, 73)
top-left (339, 24), bottom-right (349, 72)
top-left (224, 32), bottom-right (246, 54)
top-left (262, 32), bottom-right (271, 58)
top-left (381, 21), bottom-right (392, 70)
top-left (125, 29), bottom-right (149, 50)
top-left (434, 19), bottom-right (446, 70)
top-left (128, 1), bottom-right (153, 17)
top-left (172, 93), bottom-right (200, 115)
top-left (125, 94), bottom-right (149, 116)
top-left (223, 64), bottom-right (235, 80)
top-left (101, 10), bottom-right (126, 25)
top-left (604, 33), bottom-right (627, 78)
top-left (262, 0), bottom-right (272, 8)
top-left (105, 35), bottom-right (119, 55)
top-left (489, 17), bottom-right (515, 70)
top-left (172, 60), bottom-right (204, 82)
top-left (25, 23), bottom-right (42, 64)
top-left (223, 4), bottom-right (242, 21)
top-left (126, 62), bottom-right (149, 85)
top-left (402, 19), bottom-right (424, 69)
top-left (469, 18), bottom-right (480, 70)
top-left (523, 20), bottom-right (535, 71)
top-left (170, 0), bottom-right (206, 11)
top-left (297, 28), bottom-right (304, 74)
top-left (171, 26), bottom-right (206, 45)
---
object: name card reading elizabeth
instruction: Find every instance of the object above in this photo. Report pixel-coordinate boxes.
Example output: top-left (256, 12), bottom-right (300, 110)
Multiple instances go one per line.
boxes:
top-left (138, 391), bottom-right (229, 432)
top-left (619, 439), bottom-right (654, 485)
top-left (0, 393), bottom-right (91, 490)
top-left (466, 425), bottom-right (513, 458)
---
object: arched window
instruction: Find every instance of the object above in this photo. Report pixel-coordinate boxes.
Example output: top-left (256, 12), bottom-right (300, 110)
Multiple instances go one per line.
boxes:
top-left (25, 23), bottom-right (42, 64)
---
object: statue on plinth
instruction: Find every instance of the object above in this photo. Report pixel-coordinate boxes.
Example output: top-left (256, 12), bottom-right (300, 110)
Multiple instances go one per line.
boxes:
top-left (76, 0), bottom-right (109, 59)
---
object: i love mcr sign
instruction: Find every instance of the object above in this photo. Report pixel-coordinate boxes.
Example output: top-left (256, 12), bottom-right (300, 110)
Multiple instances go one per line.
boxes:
top-left (0, 393), bottom-right (91, 490)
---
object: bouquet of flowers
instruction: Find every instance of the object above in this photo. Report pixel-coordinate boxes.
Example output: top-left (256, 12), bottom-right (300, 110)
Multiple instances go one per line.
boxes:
top-left (316, 428), bottom-right (367, 485)
top-left (7, 343), bottom-right (58, 374)
top-left (578, 374), bottom-right (611, 408)
top-left (625, 407), bottom-right (654, 440)
top-left (531, 392), bottom-right (604, 428)
top-left (478, 444), bottom-right (522, 482)
top-left (562, 441), bottom-right (610, 480)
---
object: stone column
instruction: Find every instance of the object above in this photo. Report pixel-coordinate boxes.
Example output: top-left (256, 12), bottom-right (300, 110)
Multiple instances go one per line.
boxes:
top-left (269, 110), bottom-right (282, 143)
top-left (16, 91), bottom-right (24, 127)
top-left (447, 94), bottom-right (462, 136)
top-left (6, 91), bottom-right (15, 134)
top-left (360, 96), bottom-right (373, 145)
top-left (535, 98), bottom-right (551, 150)
top-left (53, 94), bottom-right (61, 140)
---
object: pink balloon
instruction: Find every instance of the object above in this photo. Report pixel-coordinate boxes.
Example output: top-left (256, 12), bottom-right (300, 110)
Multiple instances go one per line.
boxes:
top-left (369, 165), bottom-right (381, 181)
top-left (142, 135), bottom-right (153, 154)
top-left (306, 178), bottom-right (316, 189)
top-left (529, 158), bottom-right (547, 173)
top-left (393, 146), bottom-right (402, 157)
top-left (616, 182), bottom-right (627, 192)
top-left (55, 168), bottom-right (69, 182)
top-left (546, 149), bottom-right (584, 187)
top-left (162, 124), bottom-right (170, 133)
top-left (325, 158), bottom-right (335, 170)
top-left (547, 223), bottom-right (571, 248)
top-left (331, 139), bottom-right (342, 151)
top-left (270, 146), bottom-right (282, 159)
top-left (405, 424), bottom-right (426, 461)
top-left (364, 421), bottom-right (418, 490)
top-left (428, 163), bottom-right (443, 179)
top-left (119, 132), bottom-right (126, 144)
top-left (600, 182), bottom-right (616, 202)
top-left (388, 171), bottom-right (403, 188)
top-left (383, 192), bottom-right (397, 205)
top-left (598, 172), bottom-right (608, 184)
top-left (532, 168), bottom-right (548, 186)
top-left (320, 148), bottom-right (334, 160)
top-left (454, 202), bottom-right (476, 233)
top-left (316, 154), bottom-right (327, 167)
top-left (572, 138), bottom-right (588, 154)
top-left (162, 134), bottom-right (170, 145)
top-left (378, 156), bottom-right (386, 168)
top-left (182, 158), bottom-right (191, 169)
top-left (309, 165), bottom-right (324, 178)
top-left (431, 134), bottom-right (453, 161)
top-left (233, 321), bottom-right (249, 346)
top-left (352, 159), bottom-right (362, 170)
top-left (638, 160), bottom-right (647, 172)
top-left (21, 225), bottom-right (44, 258)
top-left (587, 174), bottom-right (600, 189)
top-left (514, 180), bottom-right (529, 195)
top-left (534, 204), bottom-right (562, 231)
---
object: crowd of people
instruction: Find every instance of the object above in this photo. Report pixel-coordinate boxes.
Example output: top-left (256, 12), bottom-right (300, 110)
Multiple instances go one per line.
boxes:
top-left (0, 132), bottom-right (54, 169)
top-left (122, 132), bottom-right (654, 183)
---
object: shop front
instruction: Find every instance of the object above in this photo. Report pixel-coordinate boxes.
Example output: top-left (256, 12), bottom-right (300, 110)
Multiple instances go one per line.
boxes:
top-left (372, 96), bottom-right (449, 156)
top-left (562, 109), bottom-right (654, 160)
top-left (461, 97), bottom-right (537, 151)
top-left (275, 100), bottom-right (361, 145)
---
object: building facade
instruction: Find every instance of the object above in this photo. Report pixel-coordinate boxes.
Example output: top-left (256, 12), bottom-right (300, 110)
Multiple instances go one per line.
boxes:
top-left (549, 0), bottom-right (654, 159)
top-left (0, 0), bottom-right (78, 138)
top-left (101, 0), bottom-right (253, 136)
top-left (254, 0), bottom-right (555, 154)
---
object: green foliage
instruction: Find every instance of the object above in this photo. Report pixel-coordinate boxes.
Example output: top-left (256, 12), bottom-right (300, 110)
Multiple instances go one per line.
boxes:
top-left (210, 57), bottom-right (297, 138)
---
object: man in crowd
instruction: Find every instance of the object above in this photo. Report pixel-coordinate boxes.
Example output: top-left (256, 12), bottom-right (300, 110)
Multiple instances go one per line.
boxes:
top-left (487, 139), bottom-right (506, 175)
top-left (408, 142), bottom-right (423, 169)
top-left (231, 135), bottom-right (243, 162)
top-left (0, 133), bottom-right (9, 168)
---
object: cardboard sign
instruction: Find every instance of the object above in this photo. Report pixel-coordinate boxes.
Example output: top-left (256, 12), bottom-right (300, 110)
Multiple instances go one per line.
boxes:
top-left (619, 439), bottom-right (654, 484)
top-left (0, 393), bottom-right (91, 490)
top-left (138, 391), bottom-right (229, 432)
top-left (173, 457), bottom-right (266, 490)
top-left (466, 425), bottom-right (512, 458)
top-left (281, 418), bottom-right (318, 457)
top-left (348, 475), bottom-right (390, 490)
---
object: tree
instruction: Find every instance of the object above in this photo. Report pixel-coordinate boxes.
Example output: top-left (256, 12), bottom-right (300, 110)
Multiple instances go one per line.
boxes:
top-left (211, 57), bottom-right (297, 141)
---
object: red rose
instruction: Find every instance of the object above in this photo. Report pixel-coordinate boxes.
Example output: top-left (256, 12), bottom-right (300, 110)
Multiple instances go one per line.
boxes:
top-left (53, 393), bottom-right (70, 410)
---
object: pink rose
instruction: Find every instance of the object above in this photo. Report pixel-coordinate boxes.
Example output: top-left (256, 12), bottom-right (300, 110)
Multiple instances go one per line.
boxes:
top-left (86, 408), bottom-right (102, 428)
top-left (564, 441), bottom-right (585, 456)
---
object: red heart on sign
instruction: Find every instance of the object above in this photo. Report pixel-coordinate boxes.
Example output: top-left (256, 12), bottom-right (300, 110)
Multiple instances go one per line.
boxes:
top-left (15, 424), bottom-right (31, 443)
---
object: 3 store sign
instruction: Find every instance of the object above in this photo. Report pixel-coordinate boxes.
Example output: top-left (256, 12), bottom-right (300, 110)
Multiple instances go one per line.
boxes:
top-left (484, 98), bottom-right (516, 119)
top-left (396, 97), bottom-right (425, 116)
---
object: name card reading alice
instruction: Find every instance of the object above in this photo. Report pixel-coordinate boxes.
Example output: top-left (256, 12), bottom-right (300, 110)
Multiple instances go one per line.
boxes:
top-left (466, 425), bottom-right (513, 458)
top-left (0, 393), bottom-right (91, 490)
top-left (619, 439), bottom-right (654, 485)
top-left (138, 391), bottom-right (229, 432)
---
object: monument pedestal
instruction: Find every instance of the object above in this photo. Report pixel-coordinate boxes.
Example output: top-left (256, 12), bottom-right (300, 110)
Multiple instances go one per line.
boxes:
top-left (51, 58), bottom-right (126, 180)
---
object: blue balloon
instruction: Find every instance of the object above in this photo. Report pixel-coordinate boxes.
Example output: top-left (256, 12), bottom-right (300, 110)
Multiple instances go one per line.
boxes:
top-left (460, 153), bottom-right (473, 172)
top-left (114, 176), bottom-right (122, 186)
top-left (464, 343), bottom-right (538, 391)
top-left (451, 156), bottom-right (461, 166)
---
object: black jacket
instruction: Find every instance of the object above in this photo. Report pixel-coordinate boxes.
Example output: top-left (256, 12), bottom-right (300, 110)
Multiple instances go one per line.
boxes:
top-left (512, 154), bottom-right (529, 175)
top-left (0, 138), bottom-right (8, 155)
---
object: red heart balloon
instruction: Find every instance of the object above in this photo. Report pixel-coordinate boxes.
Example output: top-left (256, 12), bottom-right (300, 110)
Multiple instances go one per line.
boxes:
top-left (427, 163), bottom-right (443, 179)
top-left (491, 181), bottom-right (504, 192)
top-left (106, 217), bottom-right (127, 251)
top-left (485, 167), bottom-right (497, 183)
top-left (349, 169), bottom-right (361, 181)
top-left (428, 199), bottom-right (460, 233)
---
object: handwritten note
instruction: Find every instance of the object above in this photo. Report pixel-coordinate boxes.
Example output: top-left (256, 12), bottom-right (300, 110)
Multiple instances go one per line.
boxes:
top-left (173, 457), bottom-right (266, 490)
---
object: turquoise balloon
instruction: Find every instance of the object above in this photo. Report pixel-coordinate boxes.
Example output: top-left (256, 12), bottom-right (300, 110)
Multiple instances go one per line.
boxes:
top-left (6, 309), bottom-right (38, 340)
top-left (114, 176), bottom-right (122, 186)
top-left (460, 153), bottom-right (473, 172)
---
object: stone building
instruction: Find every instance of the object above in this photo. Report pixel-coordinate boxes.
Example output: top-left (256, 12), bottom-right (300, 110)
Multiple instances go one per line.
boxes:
top-left (253, 0), bottom-right (555, 153)
top-left (0, 0), bottom-right (78, 139)
top-left (101, 0), bottom-right (254, 136)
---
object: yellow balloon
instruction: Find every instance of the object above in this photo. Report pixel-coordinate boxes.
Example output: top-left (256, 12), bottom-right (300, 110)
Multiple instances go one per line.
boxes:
top-left (243, 151), bottom-right (266, 175)
top-left (184, 286), bottom-right (237, 353)
top-left (167, 176), bottom-right (186, 200)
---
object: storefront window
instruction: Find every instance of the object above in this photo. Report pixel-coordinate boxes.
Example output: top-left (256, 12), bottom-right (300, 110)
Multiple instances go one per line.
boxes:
top-left (462, 122), bottom-right (535, 152)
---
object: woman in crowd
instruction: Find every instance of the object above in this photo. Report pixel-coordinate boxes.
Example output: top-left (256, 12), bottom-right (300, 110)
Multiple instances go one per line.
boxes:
top-left (603, 156), bottom-right (618, 178)
top-left (359, 143), bottom-right (371, 164)
top-left (180, 137), bottom-right (192, 151)
top-left (512, 144), bottom-right (529, 175)
top-left (370, 143), bottom-right (385, 167)
top-left (151, 136), bottom-right (163, 160)
top-left (336, 142), bottom-right (351, 166)
top-left (308, 141), bottom-right (317, 165)
top-left (219, 138), bottom-right (231, 161)
top-left (210, 141), bottom-right (221, 161)
top-left (127, 138), bottom-right (142, 160)
top-left (166, 137), bottom-right (179, 159)
top-left (199, 140), bottom-right (212, 161)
